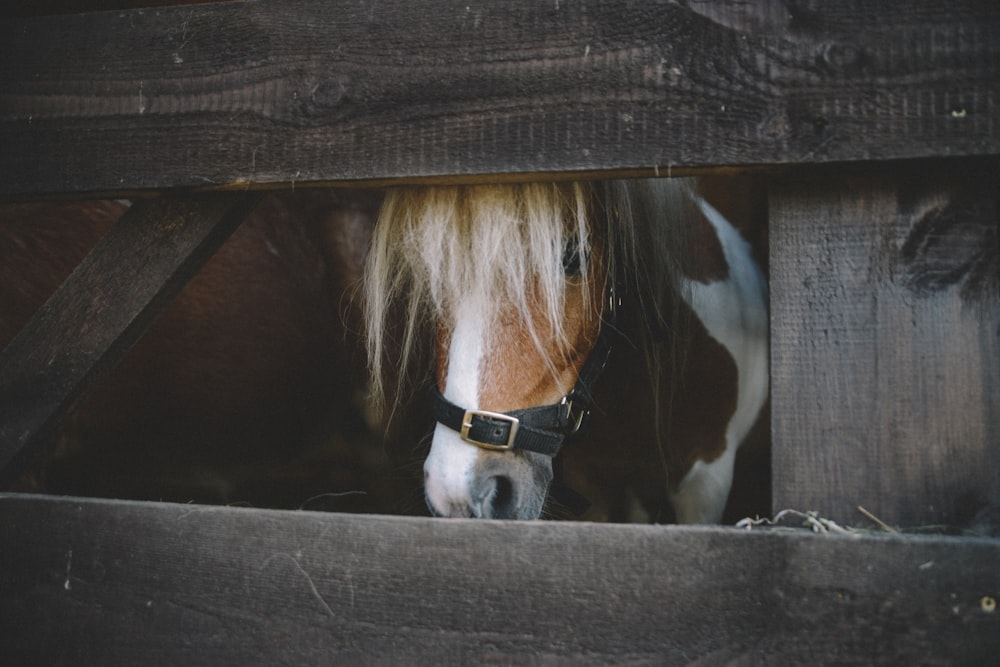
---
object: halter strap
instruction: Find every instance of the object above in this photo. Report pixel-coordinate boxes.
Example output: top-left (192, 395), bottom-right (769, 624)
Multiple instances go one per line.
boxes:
top-left (430, 286), bottom-right (618, 457)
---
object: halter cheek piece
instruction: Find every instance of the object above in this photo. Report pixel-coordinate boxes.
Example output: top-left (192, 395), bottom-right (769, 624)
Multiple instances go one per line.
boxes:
top-left (430, 284), bottom-right (619, 458)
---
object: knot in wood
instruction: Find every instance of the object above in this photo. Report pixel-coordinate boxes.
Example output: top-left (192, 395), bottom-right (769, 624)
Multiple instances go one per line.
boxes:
top-left (817, 42), bottom-right (865, 73)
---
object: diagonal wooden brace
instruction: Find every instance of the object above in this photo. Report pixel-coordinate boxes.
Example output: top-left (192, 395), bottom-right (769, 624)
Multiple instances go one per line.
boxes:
top-left (0, 191), bottom-right (262, 487)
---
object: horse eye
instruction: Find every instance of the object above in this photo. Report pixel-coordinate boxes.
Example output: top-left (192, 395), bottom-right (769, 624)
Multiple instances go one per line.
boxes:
top-left (562, 237), bottom-right (584, 276)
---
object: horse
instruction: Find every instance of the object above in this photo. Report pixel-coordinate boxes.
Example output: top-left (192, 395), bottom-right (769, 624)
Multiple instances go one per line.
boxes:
top-left (0, 190), bottom-right (386, 509)
top-left (2, 178), bottom-right (768, 522)
top-left (363, 177), bottom-right (769, 523)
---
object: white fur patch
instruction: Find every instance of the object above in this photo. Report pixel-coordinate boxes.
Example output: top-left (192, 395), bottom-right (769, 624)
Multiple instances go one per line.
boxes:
top-left (671, 451), bottom-right (738, 524)
top-left (423, 301), bottom-right (485, 516)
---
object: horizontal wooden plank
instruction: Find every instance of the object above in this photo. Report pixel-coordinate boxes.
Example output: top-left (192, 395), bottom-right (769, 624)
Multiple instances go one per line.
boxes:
top-left (0, 1), bottom-right (222, 19)
top-left (0, 193), bottom-right (260, 485)
top-left (1, 493), bottom-right (998, 664)
top-left (1, 0), bottom-right (997, 196)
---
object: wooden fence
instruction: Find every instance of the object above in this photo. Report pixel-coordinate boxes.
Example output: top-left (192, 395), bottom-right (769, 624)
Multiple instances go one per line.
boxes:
top-left (1, 1), bottom-right (998, 663)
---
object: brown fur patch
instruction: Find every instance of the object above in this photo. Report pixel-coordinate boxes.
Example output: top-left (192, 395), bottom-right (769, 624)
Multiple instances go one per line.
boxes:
top-left (685, 199), bottom-right (730, 284)
top-left (561, 291), bottom-right (739, 522)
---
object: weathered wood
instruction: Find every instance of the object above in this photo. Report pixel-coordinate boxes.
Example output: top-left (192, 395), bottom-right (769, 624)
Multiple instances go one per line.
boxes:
top-left (0, 192), bottom-right (260, 485)
top-left (0, 493), bottom-right (997, 665)
top-left (1, 0), bottom-right (997, 196)
top-left (769, 162), bottom-right (1000, 528)
top-left (1, 0), bottom-right (221, 19)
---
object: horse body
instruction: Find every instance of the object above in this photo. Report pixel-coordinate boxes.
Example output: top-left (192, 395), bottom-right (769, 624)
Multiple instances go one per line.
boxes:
top-left (598, 193), bottom-right (768, 524)
top-left (366, 178), bottom-right (769, 523)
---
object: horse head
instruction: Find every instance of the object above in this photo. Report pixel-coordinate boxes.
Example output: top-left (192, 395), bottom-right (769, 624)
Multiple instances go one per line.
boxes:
top-left (365, 182), bottom-right (610, 518)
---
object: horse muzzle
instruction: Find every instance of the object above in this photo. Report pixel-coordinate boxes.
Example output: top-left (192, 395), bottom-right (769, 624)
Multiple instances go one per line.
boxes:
top-left (424, 425), bottom-right (552, 519)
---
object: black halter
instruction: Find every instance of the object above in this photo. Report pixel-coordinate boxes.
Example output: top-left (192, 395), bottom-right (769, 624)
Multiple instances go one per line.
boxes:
top-left (429, 284), bottom-right (619, 458)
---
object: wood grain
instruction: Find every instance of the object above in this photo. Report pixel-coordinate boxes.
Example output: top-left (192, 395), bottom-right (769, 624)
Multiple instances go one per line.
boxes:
top-left (1, 0), bottom-right (997, 196)
top-left (0, 192), bottom-right (260, 485)
top-left (769, 163), bottom-right (1000, 528)
top-left (1, 493), bottom-right (997, 665)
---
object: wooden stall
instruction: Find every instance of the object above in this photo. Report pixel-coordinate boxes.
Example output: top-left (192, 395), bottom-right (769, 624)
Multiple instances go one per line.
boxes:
top-left (1, 0), bottom-right (998, 663)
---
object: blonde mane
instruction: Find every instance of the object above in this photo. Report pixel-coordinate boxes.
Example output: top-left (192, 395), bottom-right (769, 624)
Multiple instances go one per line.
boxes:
top-left (364, 182), bottom-right (597, 409)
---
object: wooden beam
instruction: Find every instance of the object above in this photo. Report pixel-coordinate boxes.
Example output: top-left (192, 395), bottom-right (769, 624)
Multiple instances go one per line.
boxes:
top-left (1, 493), bottom-right (997, 664)
top-left (769, 162), bottom-right (1000, 528)
top-left (1, 0), bottom-right (997, 196)
top-left (0, 192), bottom-right (260, 486)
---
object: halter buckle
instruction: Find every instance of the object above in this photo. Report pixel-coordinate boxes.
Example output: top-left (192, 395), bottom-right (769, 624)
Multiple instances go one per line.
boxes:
top-left (460, 409), bottom-right (520, 450)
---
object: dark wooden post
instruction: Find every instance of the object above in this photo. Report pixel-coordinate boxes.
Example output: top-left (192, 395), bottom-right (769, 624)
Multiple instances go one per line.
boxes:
top-left (769, 163), bottom-right (999, 528)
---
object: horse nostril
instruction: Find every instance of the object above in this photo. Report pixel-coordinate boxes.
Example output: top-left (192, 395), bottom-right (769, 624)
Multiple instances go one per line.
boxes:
top-left (471, 475), bottom-right (516, 519)
top-left (492, 475), bottom-right (514, 515)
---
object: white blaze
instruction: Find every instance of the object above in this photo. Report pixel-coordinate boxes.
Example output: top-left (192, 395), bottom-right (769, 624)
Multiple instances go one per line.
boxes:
top-left (423, 301), bottom-right (487, 515)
